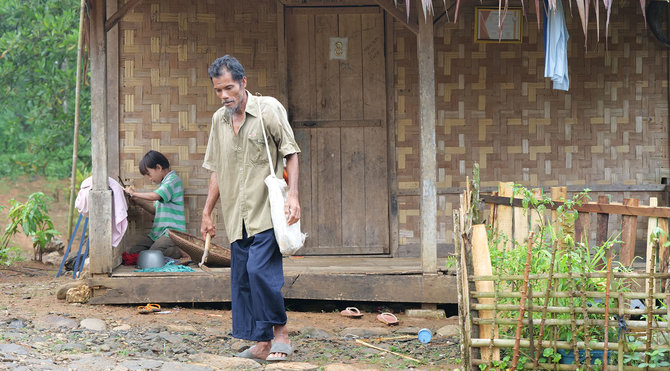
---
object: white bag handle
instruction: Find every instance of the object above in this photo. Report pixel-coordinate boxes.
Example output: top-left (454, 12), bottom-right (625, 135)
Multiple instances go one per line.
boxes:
top-left (257, 104), bottom-right (276, 178)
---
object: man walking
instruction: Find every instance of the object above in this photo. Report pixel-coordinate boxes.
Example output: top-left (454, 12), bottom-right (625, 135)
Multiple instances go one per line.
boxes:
top-left (201, 55), bottom-right (301, 362)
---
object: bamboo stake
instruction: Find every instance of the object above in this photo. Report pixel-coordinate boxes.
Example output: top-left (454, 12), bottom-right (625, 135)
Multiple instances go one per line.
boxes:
top-left (579, 270), bottom-right (592, 367)
top-left (512, 232), bottom-right (534, 369)
top-left (67, 0), bottom-right (87, 240)
top-left (534, 241), bottom-right (558, 368)
top-left (454, 209), bottom-right (470, 371)
top-left (644, 239), bottom-right (657, 371)
top-left (603, 241), bottom-right (612, 368)
top-left (567, 252), bottom-right (582, 369)
top-left (617, 292), bottom-right (626, 370)
top-left (354, 339), bottom-right (423, 364)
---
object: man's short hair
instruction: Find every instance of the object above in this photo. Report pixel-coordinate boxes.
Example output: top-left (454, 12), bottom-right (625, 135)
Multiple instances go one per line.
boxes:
top-left (139, 150), bottom-right (170, 175)
top-left (208, 55), bottom-right (246, 83)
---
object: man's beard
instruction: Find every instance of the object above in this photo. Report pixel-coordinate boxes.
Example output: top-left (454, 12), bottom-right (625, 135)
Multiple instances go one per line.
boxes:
top-left (224, 102), bottom-right (241, 115)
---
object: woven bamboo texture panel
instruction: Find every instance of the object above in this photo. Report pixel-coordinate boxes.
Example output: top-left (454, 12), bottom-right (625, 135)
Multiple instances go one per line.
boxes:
top-left (394, 2), bottom-right (669, 249)
top-left (118, 0), bottom-right (280, 244)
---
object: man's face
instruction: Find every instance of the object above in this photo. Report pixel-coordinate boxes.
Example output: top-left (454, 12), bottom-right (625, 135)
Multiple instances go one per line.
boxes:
top-left (212, 70), bottom-right (247, 115)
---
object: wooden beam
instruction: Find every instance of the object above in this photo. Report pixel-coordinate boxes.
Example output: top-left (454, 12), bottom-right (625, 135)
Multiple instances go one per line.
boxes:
top-left (620, 198), bottom-right (639, 266)
top-left (105, 0), bottom-right (142, 32)
top-left (385, 12), bottom-right (399, 256)
top-left (277, 2), bottom-right (288, 107)
top-left (88, 272), bottom-right (456, 304)
top-left (374, 0), bottom-right (419, 35)
top-left (481, 194), bottom-right (670, 219)
top-left (416, 0), bottom-right (437, 273)
top-left (107, 0), bottom-right (119, 181)
top-left (89, 0), bottom-right (113, 275)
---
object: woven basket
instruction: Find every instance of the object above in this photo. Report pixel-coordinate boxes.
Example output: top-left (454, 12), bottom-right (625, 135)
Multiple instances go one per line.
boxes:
top-left (168, 230), bottom-right (231, 267)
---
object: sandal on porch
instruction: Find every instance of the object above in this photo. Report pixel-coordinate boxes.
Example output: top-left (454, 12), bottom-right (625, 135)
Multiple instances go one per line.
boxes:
top-left (266, 342), bottom-right (293, 362)
top-left (377, 312), bottom-right (399, 325)
top-left (340, 307), bottom-right (363, 318)
top-left (137, 303), bottom-right (161, 314)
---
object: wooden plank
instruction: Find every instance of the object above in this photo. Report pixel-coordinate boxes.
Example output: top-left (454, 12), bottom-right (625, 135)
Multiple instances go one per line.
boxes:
top-left (596, 195), bottom-right (610, 248)
top-left (315, 14), bottom-right (340, 120)
top-left (646, 198), bottom-right (667, 294)
top-left (89, 270), bottom-right (457, 304)
top-left (659, 216), bottom-right (669, 290)
top-left (373, 0), bottom-right (419, 34)
top-left (365, 126), bottom-right (389, 250)
top-left (284, 273), bottom-right (456, 302)
top-left (107, 0), bottom-right (120, 180)
top-left (104, 0), bottom-right (142, 32)
top-left (575, 211), bottom-right (591, 246)
top-left (277, 2), bottom-right (288, 107)
top-left (471, 224), bottom-right (500, 361)
top-left (286, 11), bottom-right (313, 120)
top-left (294, 129), bottom-right (313, 243)
top-left (292, 119), bottom-right (382, 128)
top-left (89, 0), bottom-right (113, 275)
top-left (513, 190), bottom-right (529, 246)
top-left (317, 128), bottom-right (342, 248)
top-left (620, 198), bottom-right (639, 267)
top-left (341, 127), bottom-right (366, 248)
top-left (550, 186), bottom-right (567, 227)
top-left (496, 182), bottom-right (514, 251)
top-left (362, 11), bottom-right (385, 120)
top-left (339, 13), bottom-right (364, 120)
top-left (529, 188), bottom-right (544, 233)
top-left (417, 2), bottom-right (437, 273)
top-left (481, 194), bottom-right (670, 219)
top-left (385, 12), bottom-right (399, 256)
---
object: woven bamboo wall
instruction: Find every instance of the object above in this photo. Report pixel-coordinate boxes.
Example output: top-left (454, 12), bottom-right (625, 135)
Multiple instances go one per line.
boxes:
top-left (118, 0), bottom-right (280, 245)
top-left (116, 0), bottom-right (669, 257)
top-left (394, 2), bottom-right (669, 255)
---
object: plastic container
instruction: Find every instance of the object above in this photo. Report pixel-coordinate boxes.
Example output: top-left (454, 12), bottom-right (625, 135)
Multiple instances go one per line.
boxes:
top-left (417, 328), bottom-right (432, 343)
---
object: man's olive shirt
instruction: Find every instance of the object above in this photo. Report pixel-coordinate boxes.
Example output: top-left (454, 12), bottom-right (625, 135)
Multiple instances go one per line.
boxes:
top-left (203, 92), bottom-right (300, 242)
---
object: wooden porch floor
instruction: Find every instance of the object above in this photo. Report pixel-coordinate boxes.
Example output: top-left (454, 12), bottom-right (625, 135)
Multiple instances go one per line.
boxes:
top-left (88, 257), bottom-right (457, 305)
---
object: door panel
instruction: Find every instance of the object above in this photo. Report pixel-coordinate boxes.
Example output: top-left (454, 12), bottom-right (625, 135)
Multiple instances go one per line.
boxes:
top-left (287, 7), bottom-right (388, 255)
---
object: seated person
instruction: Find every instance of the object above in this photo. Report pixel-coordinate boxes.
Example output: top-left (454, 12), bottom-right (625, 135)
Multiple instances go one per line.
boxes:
top-left (123, 150), bottom-right (188, 259)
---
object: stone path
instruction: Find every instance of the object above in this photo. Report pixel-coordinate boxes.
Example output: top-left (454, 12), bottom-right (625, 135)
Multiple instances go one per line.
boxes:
top-left (0, 314), bottom-right (461, 370)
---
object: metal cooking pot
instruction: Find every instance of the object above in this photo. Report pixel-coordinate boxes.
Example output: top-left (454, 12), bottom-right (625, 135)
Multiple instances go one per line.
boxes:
top-left (137, 250), bottom-right (165, 269)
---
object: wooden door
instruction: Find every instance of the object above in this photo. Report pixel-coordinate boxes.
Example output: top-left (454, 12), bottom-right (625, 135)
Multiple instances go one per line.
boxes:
top-left (286, 6), bottom-right (389, 255)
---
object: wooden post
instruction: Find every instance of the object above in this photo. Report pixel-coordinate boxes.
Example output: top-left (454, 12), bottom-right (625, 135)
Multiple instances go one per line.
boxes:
top-left (575, 211), bottom-right (590, 246)
top-left (89, 0), bottom-right (113, 275)
top-left (471, 224), bottom-right (500, 361)
top-left (512, 185), bottom-right (529, 246)
top-left (530, 188), bottom-right (544, 233)
top-left (550, 187), bottom-right (570, 251)
top-left (496, 182), bottom-right (514, 251)
top-left (620, 198), bottom-right (639, 267)
top-left (595, 195), bottom-right (610, 248)
top-left (646, 198), bottom-right (668, 293)
top-left (416, 2), bottom-right (437, 274)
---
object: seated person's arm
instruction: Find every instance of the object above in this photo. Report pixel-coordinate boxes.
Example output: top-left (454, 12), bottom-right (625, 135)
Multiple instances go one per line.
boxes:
top-left (124, 186), bottom-right (159, 214)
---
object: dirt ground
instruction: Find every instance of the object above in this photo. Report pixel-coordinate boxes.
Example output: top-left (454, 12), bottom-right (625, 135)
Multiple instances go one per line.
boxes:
top-left (0, 177), bottom-right (462, 369)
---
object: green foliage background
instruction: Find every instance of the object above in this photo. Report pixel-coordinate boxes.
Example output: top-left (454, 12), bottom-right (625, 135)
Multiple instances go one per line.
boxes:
top-left (0, 0), bottom-right (90, 178)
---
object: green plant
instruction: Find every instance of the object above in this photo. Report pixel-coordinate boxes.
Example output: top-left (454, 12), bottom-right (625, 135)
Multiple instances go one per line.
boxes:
top-left (444, 255), bottom-right (457, 269)
top-left (0, 192), bottom-right (60, 262)
top-left (486, 185), bottom-right (633, 368)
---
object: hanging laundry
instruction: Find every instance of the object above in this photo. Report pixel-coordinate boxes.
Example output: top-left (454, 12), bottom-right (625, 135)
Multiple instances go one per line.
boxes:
top-left (75, 177), bottom-right (128, 247)
top-left (544, 0), bottom-right (570, 91)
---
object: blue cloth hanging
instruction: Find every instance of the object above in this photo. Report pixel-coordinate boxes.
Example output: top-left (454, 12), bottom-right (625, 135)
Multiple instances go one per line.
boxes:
top-left (544, 0), bottom-right (570, 91)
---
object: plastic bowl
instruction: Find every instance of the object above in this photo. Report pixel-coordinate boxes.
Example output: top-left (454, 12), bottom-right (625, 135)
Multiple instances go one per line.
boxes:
top-left (137, 250), bottom-right (165, 269)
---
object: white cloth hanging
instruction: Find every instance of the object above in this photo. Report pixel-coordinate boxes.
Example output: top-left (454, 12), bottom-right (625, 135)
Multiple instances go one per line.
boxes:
top-left (544, 0), bottom-right (570, 91)
top-left (75, 177), bottom-right (128, 247)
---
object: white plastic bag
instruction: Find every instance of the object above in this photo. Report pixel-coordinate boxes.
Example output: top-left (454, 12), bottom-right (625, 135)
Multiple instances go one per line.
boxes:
top-left (257, 101), bottom-right (306, 255)
top-left (265, 174), bottom-right (306, 255)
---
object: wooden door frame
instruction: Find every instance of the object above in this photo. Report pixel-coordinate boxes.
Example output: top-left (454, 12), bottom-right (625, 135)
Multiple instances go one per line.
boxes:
top-left (277, 3), bottom-right (398, 256)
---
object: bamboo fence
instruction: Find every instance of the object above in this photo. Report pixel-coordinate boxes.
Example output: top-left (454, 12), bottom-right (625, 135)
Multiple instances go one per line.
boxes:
top-left (456, 182), bottom-right (670, 371)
